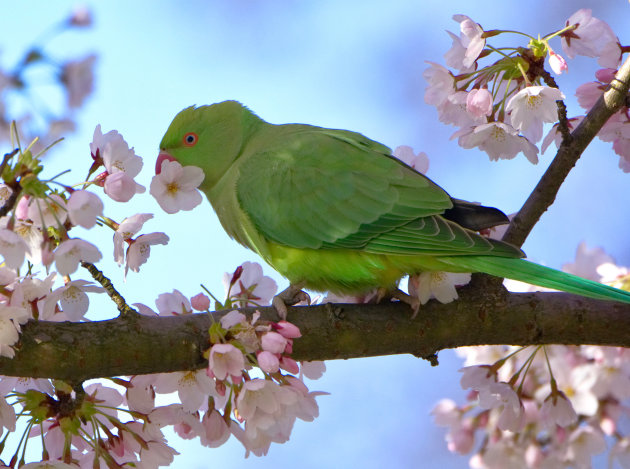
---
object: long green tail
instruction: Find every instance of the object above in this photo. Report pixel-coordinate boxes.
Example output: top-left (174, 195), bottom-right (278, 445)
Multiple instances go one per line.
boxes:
top-left (441, 256), bottom-right (630, 304)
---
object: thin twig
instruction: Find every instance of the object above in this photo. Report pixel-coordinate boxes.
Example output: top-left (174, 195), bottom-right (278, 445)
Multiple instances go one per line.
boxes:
top-left (80, 261), bottom-right (139, 318)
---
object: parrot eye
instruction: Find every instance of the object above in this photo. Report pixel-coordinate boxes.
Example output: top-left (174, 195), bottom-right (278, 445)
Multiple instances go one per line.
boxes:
top-left (183, 132), bottom-right (198, 146)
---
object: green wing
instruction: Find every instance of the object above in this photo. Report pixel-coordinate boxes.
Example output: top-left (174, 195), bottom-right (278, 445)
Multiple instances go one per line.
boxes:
top-left (237, 126), bottom-right (522, 259)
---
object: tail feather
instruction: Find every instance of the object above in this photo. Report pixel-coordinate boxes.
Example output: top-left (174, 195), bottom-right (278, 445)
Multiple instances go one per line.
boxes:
top-left (441, 256), bottom-right (630, 304)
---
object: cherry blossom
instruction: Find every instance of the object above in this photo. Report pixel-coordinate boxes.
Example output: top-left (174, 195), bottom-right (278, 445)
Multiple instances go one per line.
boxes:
top-left (223, 262), bottom-right (277, 307)
top-left (207, 343), bottom-right (246, 381)
top-left (150, 159), bottom-right (204, 214)
top-left (201, 409), bottom-right (231, 448)
top-left (125, 232), bottom-right (169, 275)
top-left (60, 54), bottom-right (96, 108)
top-left (541, 115), bottom-right (584, 153)
top-left (300, 361), bottom-right (326, 380)
top-left (392, 145), bottom-right (429, 174)
top-left (155, 289), bottom-right (192, 316)
top-left (562, 241), bottom-right (614, 281)
top-left (456, 122), bottom-right (539, 163)
top-left (90, 125), bottom-right (145, 202)
top-left (0, 228), bottom-right (29, 269)
top-left (113, 212), bottom-right (154, 265)
top-left (505, 85), bottom-right (565, 143)
top-left (43, 279), bottom-right (103, 321)
top-left (27, 194), bottom-right (68, 228)
top-left (438, 91), bottom-right (485, 127)
top-left (66, 189), bottom-right (103, 228)
top-left (561, 9), bottom-right (617, 60)
top-left (444, 14), bottom-right (485, 71)
top-left (0, 304), bottom-right (29, 357)
top-left (53, 238), bottom-right (102, 275)
top-left (539, 389), bottom-right (578, 428)
top-left (423, 61), bottom-right (455, 106)
top-left (409, 271), bottom-right (471, 305)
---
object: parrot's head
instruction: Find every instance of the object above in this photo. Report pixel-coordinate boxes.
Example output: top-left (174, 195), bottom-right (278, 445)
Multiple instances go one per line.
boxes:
top-left (157, 100), bottom-right (255, 193)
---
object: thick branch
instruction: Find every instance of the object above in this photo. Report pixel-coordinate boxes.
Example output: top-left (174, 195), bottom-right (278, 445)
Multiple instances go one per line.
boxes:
top-left (2, 287), bottom-right (630, 382)
top-left (503, 54), bottom-right (630, 248)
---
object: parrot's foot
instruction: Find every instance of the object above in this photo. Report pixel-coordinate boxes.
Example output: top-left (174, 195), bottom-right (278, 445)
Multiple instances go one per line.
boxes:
top-left (376, 287), bottom-right (421, 318)
top-left (272, 282), bottom-right (311, 320)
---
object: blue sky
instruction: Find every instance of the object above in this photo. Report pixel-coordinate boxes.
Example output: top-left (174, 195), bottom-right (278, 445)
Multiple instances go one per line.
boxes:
top-left (1, 1), bottom-right (629, 467)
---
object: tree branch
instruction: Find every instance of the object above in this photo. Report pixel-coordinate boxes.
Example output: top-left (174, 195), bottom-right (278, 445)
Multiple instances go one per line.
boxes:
top-left (3, 287), bottom-right (630, 382)
top-left (502, 54), bottom-right (630, 248)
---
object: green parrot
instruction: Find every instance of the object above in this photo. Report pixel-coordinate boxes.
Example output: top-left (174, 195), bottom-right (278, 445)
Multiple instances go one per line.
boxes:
top-left (157, 100), bottom-right (630, 315)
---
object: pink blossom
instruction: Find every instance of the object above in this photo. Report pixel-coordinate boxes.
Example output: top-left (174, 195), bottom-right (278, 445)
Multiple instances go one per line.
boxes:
top-left (113, 213), bottom-right (154, 265)
top-left (562, 241), bottom-right (614, 282)
top-left (438, 91), bottom-right (483, 127)
top-left (261, 331), bottom-right (288, 354)
top-left (27, 194), bottom-right (68, 228)
top-left (274, 320), bottom-right (301, 339)
top-left (257, 350), bottom-right (280, 373)
top-left (456, 122), bottom-right (539, 163)
top-left (201, 409), bottom-right (231, 448)
top-left (561, 9), bottom-right (617, 59)
top-left (91, 125), bottom-right (145, 201)
top-left (43, 279), bottom-right (104, 321)
top-left (69, 5), bottom-right (92, 27)
top-left (460, 365), bottom-right (496, 391)
top-left (191, 293), bottom-right (211, 311)
top-left (126, 375), bottom-right (156, 414)
top-left (153, 370), bottom-right (217, 413)
top-left (280, 356), bottom-right (300, 374)
top-left (423, 61), bottom-right (455, 106)
top-left (125, 232), bottom-right (169, 275)
top-left (61, 54), bottom-right (96, 108)
top-left (0, 305), bottom-right (29, 358)
top-left (208, 343), bottom-right (245, 380)
top-left (155, 289), bottom-right (192, 316)
top-left (478, 382), bottom-right (525, 432)
top-left (540, 389), bottom-right (578, 428)
top-left (575, 81), bottom-right (605, 111)
top-left (549, 50), bottom-right (568, 75)
top-left (565, 426), bottom-right (607, 464)
top-left (150, 159), bottom-right (204, 214)
top-left (409, 271), bottom-right (471, 305)
top-left (505, 86), bottom-right (565, 142)
top-left (220, 310), bottom-right (247, 329)
top-left (444, 14), bottom-right (485, 70)
top-left (393, 146), bottom-right (429, 174)
top-left (466, 88), bottom-right (493, 118)
top-left (104, 171), bottom-right (143, 202)
top-left (598, 41), bottom-right (622, 68)
top-left (300, 361), bottom-right (326, 380)
top-left (54, 238), bottom-right (102, 275)
top-left (223, 261), bottom-right (277, 307)
top-left (0, 228), bottom-right (28, 269)
top-left (541, 116), bottom-right (584, 154)
top-left (67, 190), bottom-right (103, 228)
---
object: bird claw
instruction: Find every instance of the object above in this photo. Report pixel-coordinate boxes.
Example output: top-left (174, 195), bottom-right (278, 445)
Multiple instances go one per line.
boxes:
top-left (272, 282), bottom-right (310, 320)
top-left (375, 287), bottom-right (421, 318)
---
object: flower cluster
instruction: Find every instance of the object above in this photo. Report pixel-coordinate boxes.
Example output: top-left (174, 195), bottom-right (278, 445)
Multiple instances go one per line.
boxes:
top-left (433, 245), bottom-right (630, 468)
top-left (425, 9), bottom-right (627, 166)
top-left (0, 272), bottom-right (324, 466)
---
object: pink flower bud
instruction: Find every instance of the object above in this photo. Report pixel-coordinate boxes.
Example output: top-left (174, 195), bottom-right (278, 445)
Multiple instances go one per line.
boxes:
top-left (280, 356), bottom-right (299, 374)
top-left (549, 51), bottom-right (568, 75)
top-left (191, 293), bottom-right (211, 311)
top-left (595, 67), bottom-right (617, 83)
top-left (274, 320), bottom-right (301, 338)
top-left (257, 351), bottom-right (280, 373)
top-left (261, 331), bottom-right (287, 354)
top-left (466, 88), bottom-right (493, 118)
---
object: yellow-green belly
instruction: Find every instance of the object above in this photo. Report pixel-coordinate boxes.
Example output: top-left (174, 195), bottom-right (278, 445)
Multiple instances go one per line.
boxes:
top-left (265, 242), bottom-right (455, 294)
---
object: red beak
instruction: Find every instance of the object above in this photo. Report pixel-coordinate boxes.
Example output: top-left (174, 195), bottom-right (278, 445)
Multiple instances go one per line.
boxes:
top-left (156, 152), bottom-right (176, 174)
